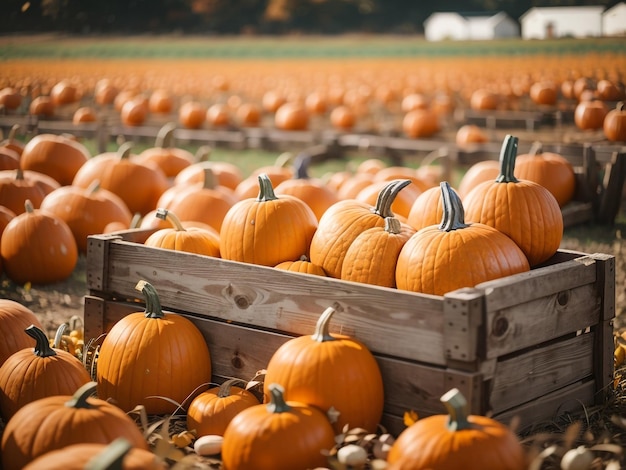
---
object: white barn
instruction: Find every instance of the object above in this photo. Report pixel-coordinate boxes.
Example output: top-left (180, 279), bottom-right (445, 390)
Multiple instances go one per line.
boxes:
top-left (520, 6), bottom-right (604, 39)
top-left (603, 2), bottom-right (626, 36)
top-left (423, 11), bottom-right (520, 41)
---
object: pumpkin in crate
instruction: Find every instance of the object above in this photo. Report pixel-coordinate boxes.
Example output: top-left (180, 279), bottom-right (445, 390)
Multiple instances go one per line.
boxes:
top-left (275, 255), bottom-right (327, 276)
top-left (234, 151), bottom-right (295, 199)
top-left (39, 180), bottom-right (133, 253)
top-left (0, 382), bottom-right (149, 470)
top-left (456, 160), bottom-right (500, 199)
top-left (1, 199), bottom-right (78, 285)
top-left (0, 168), bottom-right (59, 215)
top-left (0, 325), bottom-right (91, 421)
top-left (220, 173), bottom-right (318, 267)
top-left (386, 388), bottom-right (527, 470)
top-left (96, 280), bottom-right (212, 414)
top-left (174, 145), bottom-right (243, 190)
top-left (463, 135), bottom-right (563, 267)
top-left (72, 142), bottom-right (169, 216)
top-left (406, 184), bottom-right (446, 231)
top-left (514, 142), bottom-right (576, 207)
top-left (134, 122), bottom-right (195, 179)
top-left (603, 101), bottom-right (626, 142)
top-left (0, 299), bottom-right (43, 367)
top-left (144, 208), bottom-right (220, 257)
top-left (20, 133), bottom-right (90, 186)
top-left (310, 178), bottom-right (411, 278)
top-left (221, 383), bottom-right (335, 470)
top-left (356, 178), bottom-right (422, 220)
top-left (187, 378), bottom-right (260, 437)
top-left (263, 306), bottom-right (384, 434)
top-left (396, 182), bottom-right (529, 296)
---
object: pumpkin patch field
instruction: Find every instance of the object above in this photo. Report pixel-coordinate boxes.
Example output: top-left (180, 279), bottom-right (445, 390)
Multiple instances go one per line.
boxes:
top-left (1, 34), bottom-right (626, 469)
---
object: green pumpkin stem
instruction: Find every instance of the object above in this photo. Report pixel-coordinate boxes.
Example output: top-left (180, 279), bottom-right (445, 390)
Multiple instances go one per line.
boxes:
top-left (85, 438), bottom-right (133, 470)
top-left (156, 122), bottom-right (177, 149)
top-left (266, 383), bottom-right (292, 414)
top-left (372, 179), bottom-right (411, 218)
top-left (156, 208), bottom-right (186, 232)
top-left (384, 216), bottom-right (402, 234)
top-left (25, 324), bottom-right (57, 358)
top-left (15, 168), bottom-right (25, 181)
top-left (135, 280), bottom-right (165, 319)
top-left (495, 134), bottom-right (519, 183)
top-left (65, 381), bottom-right (98, 409)
top-left (24, 199), bottom-right (35, 214)
top-left (256, 173), bottom-right (279, 202)
top-left (218, 378), bottom-right (248, 398)
top-left (195, 145), bottom-right (213, 162)
top-left (439, 181), bottom-right (468, 232)
top-left (441, 388), bottom-right (472, 431)
top-left (294, 156), bottom-right (310, 180)
top-left (311, 306), bottom-right (337, 343)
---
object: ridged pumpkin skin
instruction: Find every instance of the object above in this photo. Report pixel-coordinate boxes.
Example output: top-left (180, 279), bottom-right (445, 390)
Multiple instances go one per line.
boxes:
top-left (0, 168), bottom-right (55, 215)
top-left (96, 281), bottom-right (212, 414)
top-left (221, 383), bottom-right (335, 470)
top-left (407, 185), bottom-right (446, 231)
top-left (463, 135), bottom-right (563, 267)
top-left (456, 160), bottom-right (500, 199)
top-left (20, 134), bottom-right (90, 186)
top-left (0, 382), bottom-right (149, 470)
top-left (0, 325), bottom-right (91, 421)
top-left (514, 142), bottom-right (576, 207)
top-left (187, 379), bottom-right (260, 437)
top-left (263, 306), bottom-right (384, 434)
top-left (135, 122), bottom-right (194, 178)
top-left (603, 101), bottom-right (626, 142)
top-left (396, 182), bottom-right (530, 296)
top-left (275, 256), bottom-right (327, 276)
top-left (310, 179), bottom-right (412, 279)
top-left (0, 299), bottom-right (43, 367)
top-left (387, 388), bottom-right (526, 470)
top-left (0, 200), bottom-right (78, 285)
top-left (220, 173), bottom-right (318, 267)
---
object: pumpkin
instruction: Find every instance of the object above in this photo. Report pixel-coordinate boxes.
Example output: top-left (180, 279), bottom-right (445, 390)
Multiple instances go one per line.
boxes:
top-left (275, 254), bottom-right (327, 276)
top-left (456, 159), bottom-right (501, 199)
top-left (309, 179), bottom-right (411, 278)
top-left (72, 106), bottom-right (97, 125)
top-left (401, 93), bottom-right (430, 112)
top-left (178, 100), bottom-right (207, 129)
top-left (40, 180), bottom-right (133, 253)
top-left (0, 87), bottom-right (22, 110)
top-left (173, 145), bottom-right (243, 190)
top-left (395, 182), bottom-right (530, 295)
top-left (574, 99), bottom-right (608, 130)
top-left (470, 88), bottom-right (499, 110)
top-left (0, 382), bottom-right (149, 470)
top-left (603, 101), bottom-right (626, 142)
top-left (596, 79), bottom-right (625, 102)
top-left (94, 79), bottom-right (119, 106)
top-left (135, 122), bottom-right (195, 178)
top-left (402, 108), bottom-right (440, 138)
top-left (235, 102), bottom-right (262, 127)
top-left (23, 438), bottom-right (167, 470)
top-left (386, 388), bottom-right (526, 470)
top-left (455, 124), bottom-right (489, 147)
top-left (0, 204), bottom-right (16, 238)
top-left (407, 185), bottom-right (446, 231)
top-left (262, 90), bottom-right (286, 113)
top-left (120, 96), bottom-right (149, 127)
top-left (0, 145), bottom-right (20, 171)
top-left (0, 168), bottom-right (55, 214)
top-left (341, 215), bottom-right (415, 288)
top-left (149, 88), bottom-right (174, 114)
top-left (275, 102), bottom-right (309, 131)
top-left (144, 208), bottom-right (220, 257)
top-left (206, 103), bottom-right (231, 127)
top-left (264, 306), bottom-right (384, 433)
top-left (72, 142), bottom-right (169, 216)
top-left (274, 155), bottom-right (339, 221)
top-left (463, 135), bottom-right (563, 267)
top-left (187, 378), bottom-right (260, 437)
top-left (373, 166), bottom-right (431, 193)
top-left (0, 124), bottom-right (25, 156)
top-left (330, 105), bottom-right (357, 130)
top-left (0, 325), bottom-right (91, 421)
top-left (50, 80), bottom-right (81, 106)
top-left (96, 280), bottom-right (212, 414)
top-left (529, 80), bottom-right (558, 106)
top-left (220, 173), bottom-right (318, 267)
top-left (514, 141), bottom-right (576, 207)
top-left (221, 383), bottom-right (335, 470)
top-left (337, 172), bottom-right (376, 199)
top-left (1, 199), bottom-right (78, 284)
top-left (29, 96), bottom-right (55, 117)
top-left (356, 178), bottom-right (422, 220)
top-left (20, 133), bottom-right (90, 185)
top-left (305, 91), bottom-right (328, 115)
top-left (0, 299), bottom-right (43, 367)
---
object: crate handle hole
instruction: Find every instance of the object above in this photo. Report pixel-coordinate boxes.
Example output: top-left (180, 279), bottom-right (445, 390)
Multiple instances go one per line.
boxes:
top-left (492, 316), bottom-right (509, 338)
top-left (557, 290), bottom-right (570, 306)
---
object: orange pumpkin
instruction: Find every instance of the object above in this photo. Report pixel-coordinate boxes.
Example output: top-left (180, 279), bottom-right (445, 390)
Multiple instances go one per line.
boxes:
top-left (387, 388), bottom-right (526, 470)
top-left (275, 102), bottom-right (309, 131)
top-left (206, 103), bottom-right (231, 127)
top-left (275, 255), bottom-right (327, 276)
top-left (220, 173), bottom-right (318, 267)
top-left (96, 280), bottom-right (212, 414)
top-left (0, 124), bottom-right (25, 156)
top-left (0, 382), bottom-right (149, 470)
top-left (456, 160), bottom-right (500, 199)
top-left (603, 101), bottom-right (626, 142)
top-left (50, 80), bottom-right (81, 106)
top-left (407, 185), bottom-right (446, 231)
top-left (596, 79), bottom-right (625, 102)
top-left (187, 378), bottom-right (260, 437)
top-left (94, 79), bottom-right (119, 106)
top-left (178, 100), bottom-right (207, 129)
top-left (29, 96), bottom-right (55, 117)
top-left (0, 87), bottom-right (22, 111)
top-left (120, 97), bottom-right (148, 127)
top-left (574, 99), bottom-right (608, 130)
top-left (135, 122), bottom-right (195, 178)
top-left (470, 88), bottom-right (499, 110)
top-left (0, 325), bottom-right (91, 421)
top-left (148, 88), bottom-right (174, 114)
top-left (463, 135), bottom-right (563, 267)
top-left (0, 146), bottom-right (20, 171)
top-left (529, 80), bottom-right (558, 106)
top-left (72, 106), bottom-right (97, 125)
top-left (455, 124), bottom-right (489, 147)
top-left (402, 108), bottom-right (440, 138)
top-left (264, 306), bottom-right (384, 433)
top-left (174, 145), bottom-right (243, 190)
top-left (396, 182), bottom-right (529, 295)
top-left (0, 168), bottom-right (55, 214)
top-left (0, 299), bottom-right (43, 367)
top-left (330, 105), bottom-right (357, 131)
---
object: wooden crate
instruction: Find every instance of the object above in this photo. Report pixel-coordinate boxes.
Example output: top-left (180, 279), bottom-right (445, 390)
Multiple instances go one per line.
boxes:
top-left (84, 230), bottom-right (616, 437)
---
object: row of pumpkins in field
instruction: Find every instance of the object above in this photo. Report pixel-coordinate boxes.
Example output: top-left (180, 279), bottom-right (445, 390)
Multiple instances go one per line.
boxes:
top-left (0, 287), bottom-right (533, 469)
top-left (2, 74), bottom-right (626, 141)
top-left (0, 122), bottom-right (568, 294)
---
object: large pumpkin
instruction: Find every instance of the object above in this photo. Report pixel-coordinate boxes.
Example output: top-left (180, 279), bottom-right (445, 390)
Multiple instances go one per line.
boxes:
top-left (0, 299), bottom-right (43, 367)
top-left (221, 383), bottom-right (335, 470)
top-left (396, 182), bottom-right (529, 295)
top-left (386, 388), bottom-right (527, 470)
top-left (220, 173), bottom-right (318, 267)
top-left (463, 135), bottom-right (563, 267)
top-left (0, 325), bottom-right (91, 421)
top-left (0, 382), bottom-right (149, 470)
top-left (96, 280), bottom-right (212, 414)
top-left (263, 306), bottom-right (384, 433)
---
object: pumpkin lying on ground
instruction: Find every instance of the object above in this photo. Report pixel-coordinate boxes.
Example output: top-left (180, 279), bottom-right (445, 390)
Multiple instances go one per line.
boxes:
top-left (0, 299), bottom-right (43, 367)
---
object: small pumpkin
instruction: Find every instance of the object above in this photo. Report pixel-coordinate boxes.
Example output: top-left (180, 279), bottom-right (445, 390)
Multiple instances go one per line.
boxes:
top-left (221, 383), bottom-right (336, 470)
top-left (330, 105), bottom-right (357, 131)
top-left (274, 102), bottom-right (309, 131)
top-left (603, 101), bottom-right (626, 142)
top-left (135, 122), bottom-right (195, 178)
top-left (275, 254), bottom-right (327, 276)
top-left (174, 145), bottom-right (243, 190)
top-left (0, 124), bottom-right (25, 156)
top-left (386, 388), bottom-right (526, 470)
top-left (178, 100), bottom-right (207, 129)
top-left (149, 88), bottom-right (174, 114)
top-left (470, 88), bottom-right (499, 110)
top-left (0, 299), bottom-right (43, 367)
top-left (187, 378), bottom-right (260, 437)
top-left (0, 168), bottom-right (55, 214)
top-left (0, 87), bottom-right (22, 111)
top-left (455, 124), bottom-right (489, 147)
top-left (529, 80), bottom-right (558, 106)
top-left (0, 325), bottom-right (91, 421)
top-left (574, 99), bottom-right (608, 131)
top-left (206, 103), bottom-right (231, 127)
top-left (402, 108), bottom-right (440, 138)
top-left (50, 80), bottom-right (81, 106)
top-left (96, 280), bottom-right (212, 414)
top-left (235, 102), bottom-right (262, 127)
top-left (263, 306), bottom-right (384, 434)
top-left (29, 96), bottom-right (55, 117)
top-left (0, 145), bottom-right (20, 171)
top-left (72, 106), bottom-right (97, 125)
top-left (120, 97), bottom-right (148, 127)
top-left (0, 382), bottom-right (149, 470)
